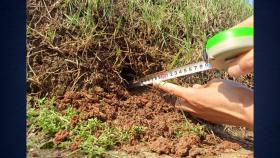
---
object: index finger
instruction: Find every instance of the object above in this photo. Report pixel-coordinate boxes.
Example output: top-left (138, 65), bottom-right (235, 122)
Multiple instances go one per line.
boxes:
top-left (153, 81), bottom-right (196, 99)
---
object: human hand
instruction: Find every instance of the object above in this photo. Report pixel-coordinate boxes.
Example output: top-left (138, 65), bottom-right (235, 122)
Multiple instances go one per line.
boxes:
top-left (227, 16), bottom-right (254, 77)
top-left (154, 79), bottom-right (254, 129)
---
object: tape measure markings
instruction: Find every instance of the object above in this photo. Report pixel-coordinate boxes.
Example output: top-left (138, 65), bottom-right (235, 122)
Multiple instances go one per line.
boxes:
top-left (133, 61), bottom-right (213, 87)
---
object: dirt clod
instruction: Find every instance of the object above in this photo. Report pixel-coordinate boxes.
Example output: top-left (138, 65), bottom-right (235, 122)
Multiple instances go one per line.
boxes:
top-left (70, 115), bottom-right (79, 127)
top-left (70, 138), bottom-right (82, 151)
top-left (217, 140), bottom-right (241, 151)
top-left (149, 137), bottom-right (175, 155)
top-left (53, 130), bottom-right (69, 144)
top-left (175, 134), bottom-right (200, 157)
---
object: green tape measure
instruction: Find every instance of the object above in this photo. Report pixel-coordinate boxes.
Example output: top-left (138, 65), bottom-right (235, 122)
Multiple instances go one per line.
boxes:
top-left (205, 27), bottom-right (254, 70)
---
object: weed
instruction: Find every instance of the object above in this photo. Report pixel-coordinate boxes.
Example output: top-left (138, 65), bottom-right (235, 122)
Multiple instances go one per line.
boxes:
top-left (63, 0), bottom-right (97, 34)
top-left (97, 131), bottom-right (115, 148)
top-left (46, 28), bottom-right (56, 43)
top-left (119, 130), bottom-right (130, 142)
top-left (63, 107), bottom-right (78, 122)
top-left (132, 125), bottom-right (146, 135)
top-left (36, 97), bottom-right (46, 106)
top-left (27, 108), bottom-right (39, 122)
top-left (36, 107), bottom-right (66, 135)
top-left (113, 46), bottom-right (122, 67)
top-left (175, 119), bottom-right (206, 138)
top-left (167, 51), bottom-right (182, 70)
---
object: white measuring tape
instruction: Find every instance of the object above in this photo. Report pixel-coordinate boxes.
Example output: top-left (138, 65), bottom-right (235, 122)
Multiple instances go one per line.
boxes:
top-left (131, 61), bottom-right (213, 87)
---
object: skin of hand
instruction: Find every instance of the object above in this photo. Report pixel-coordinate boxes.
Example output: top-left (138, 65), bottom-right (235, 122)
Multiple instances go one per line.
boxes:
top-left (228, 16), bottom-right (254, 77)
top-left (153, 79), bottom-right (253, 130)
top-left (153, 16), bottom-right (254, 129)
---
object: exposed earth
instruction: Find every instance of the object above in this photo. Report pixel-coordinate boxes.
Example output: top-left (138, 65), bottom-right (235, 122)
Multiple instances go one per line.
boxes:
top-left (28, 87), bottom-right (253, 157)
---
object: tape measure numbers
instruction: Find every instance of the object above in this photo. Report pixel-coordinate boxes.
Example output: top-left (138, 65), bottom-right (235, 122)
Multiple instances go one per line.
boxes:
top-left (134, 61), bottom-right (212, 87)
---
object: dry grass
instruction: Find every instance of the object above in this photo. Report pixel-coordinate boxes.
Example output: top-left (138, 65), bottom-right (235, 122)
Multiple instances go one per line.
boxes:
top-left (27, 0), bottom-right (253, 97)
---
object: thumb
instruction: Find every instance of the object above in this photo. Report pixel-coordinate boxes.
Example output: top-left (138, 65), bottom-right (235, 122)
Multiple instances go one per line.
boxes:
top-left (153, 81), bottom-right (196, 99)
top-left (228, 49), bottom-right (254, 77)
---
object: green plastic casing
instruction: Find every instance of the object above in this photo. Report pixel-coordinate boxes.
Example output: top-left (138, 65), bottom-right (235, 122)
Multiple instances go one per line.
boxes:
top-left (205, 27), bottom-right (254, 70)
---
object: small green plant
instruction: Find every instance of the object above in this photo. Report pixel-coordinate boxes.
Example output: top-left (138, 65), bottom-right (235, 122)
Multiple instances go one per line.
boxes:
top-left (72, 118), bottom-right (137, 157)
top-left (119, 130), bottom-right (130, 142)
top-left (113, 46), bottom-right (122, 67)
top-left (63, 107), bottom-right (78, 121)
top-left (97, 131), bottom-right (115, 148)
top-left (37, 107), bottom-right (68, 135)
top-left (132, 125), bottom-right (146, 135)
top-left (175, 120), bottom-right (206, 138)
top-left (36, 97), bottom-right (46, 106)
top-left (27, 108), bottom-right (39, 122)
top-left (46, 29), bottom-right (56, 43)
top-left (63, 0), bottom-right (96, 35)
top-left (167, 51), bottom-right (182, 70)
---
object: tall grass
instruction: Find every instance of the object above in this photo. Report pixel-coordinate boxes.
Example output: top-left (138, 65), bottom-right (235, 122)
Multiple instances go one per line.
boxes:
top-left (125, 0), bottom-right (253, 68)
top-left (31, 0), bottom-right (253, 68)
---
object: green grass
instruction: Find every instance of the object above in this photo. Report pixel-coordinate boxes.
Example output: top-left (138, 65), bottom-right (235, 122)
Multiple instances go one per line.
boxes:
top-left (27, 97), bottom-right (148, 157)
top-left (132, 125), bottom-right (146, 135)
top-left (125, 0), bottom-right (252, 68)
top-left (174, 119), bottom-right (206, 138)
top-left (63, 0), bottom-right (98, 34)
top-left (27, 97), bottom-right (74, 135)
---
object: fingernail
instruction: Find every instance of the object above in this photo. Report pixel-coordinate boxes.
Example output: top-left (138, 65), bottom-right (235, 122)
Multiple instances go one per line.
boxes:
top-left (228, 65), bottom-right (241, 76)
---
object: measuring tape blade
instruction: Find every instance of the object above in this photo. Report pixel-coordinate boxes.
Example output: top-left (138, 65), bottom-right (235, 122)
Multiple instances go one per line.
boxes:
top-left (130, 61), bottom-right (213, 87)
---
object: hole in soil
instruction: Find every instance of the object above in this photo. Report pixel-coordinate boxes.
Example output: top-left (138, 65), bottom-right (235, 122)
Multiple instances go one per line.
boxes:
top-left (120, 66), bottom-right (136, 86)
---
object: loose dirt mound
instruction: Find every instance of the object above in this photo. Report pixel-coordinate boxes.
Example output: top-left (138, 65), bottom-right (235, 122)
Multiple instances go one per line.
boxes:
top-left (56, 88), bottom-right (244, 156)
